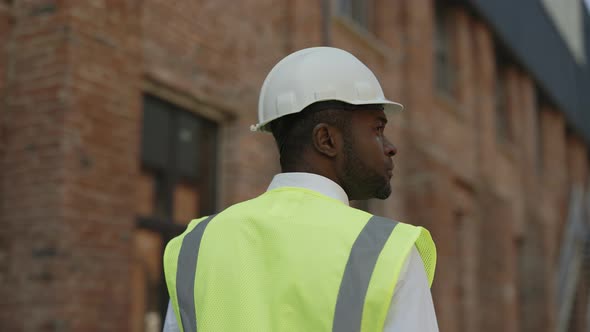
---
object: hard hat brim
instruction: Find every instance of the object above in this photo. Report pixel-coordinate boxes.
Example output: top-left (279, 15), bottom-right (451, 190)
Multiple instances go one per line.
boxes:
top-left (251, 99), bottom-right (404, 133)
top-left (382, 100), bottom-right (404, 113)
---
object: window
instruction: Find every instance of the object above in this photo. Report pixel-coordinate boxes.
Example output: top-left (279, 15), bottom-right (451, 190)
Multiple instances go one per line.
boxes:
top-left (434, 4), bottom-right (456, 97)
top-left (139, 94), bottom-right (218, 220)
top-left (495, 69), bottom-right (511, 142)
top-left (534, 107), bottom-right (543, 173)
top-left (494, 49), bottom-right (513, 143)
top-left (131, 94), bottom-right (219, 332)
top-left (338, 0), bottom-right (375, 31)
top-left (535, 89), bottom-right (550, 173)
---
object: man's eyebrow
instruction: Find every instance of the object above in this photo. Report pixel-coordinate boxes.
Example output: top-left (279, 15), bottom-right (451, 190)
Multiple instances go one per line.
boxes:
top-left (377, 116), bottom-right (388, 124)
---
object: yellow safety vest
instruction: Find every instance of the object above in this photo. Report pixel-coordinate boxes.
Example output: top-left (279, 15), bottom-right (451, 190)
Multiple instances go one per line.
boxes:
top-left (163, 187), bottom-right (436, 332)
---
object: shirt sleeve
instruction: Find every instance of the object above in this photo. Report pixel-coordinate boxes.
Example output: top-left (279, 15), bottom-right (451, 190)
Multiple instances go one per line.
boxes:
top-left (383, 246), bottom-right (439, 332)
top-left (162, 300), bottom-right (181, 332)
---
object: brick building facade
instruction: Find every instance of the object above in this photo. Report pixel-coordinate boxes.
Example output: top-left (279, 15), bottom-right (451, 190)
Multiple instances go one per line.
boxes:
top-left (0, 0), bottom-right (588, 331)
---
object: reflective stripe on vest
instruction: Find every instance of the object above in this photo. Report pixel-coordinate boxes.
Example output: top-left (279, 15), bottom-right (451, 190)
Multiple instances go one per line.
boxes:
top-left (333, 216), bottom-right (398, 332)
top-left (173, 215), bottom-right (398, 332)
top-left (176, 214), bottom-right (217, 332)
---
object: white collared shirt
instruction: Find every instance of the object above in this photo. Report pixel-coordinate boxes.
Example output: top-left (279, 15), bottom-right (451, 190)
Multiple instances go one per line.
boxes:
top-left (163, 173), bottom-right (439, 332)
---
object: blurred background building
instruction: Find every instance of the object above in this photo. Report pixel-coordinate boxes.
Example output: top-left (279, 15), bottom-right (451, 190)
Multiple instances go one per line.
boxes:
top-left (0, 0), bottom-right (589, 331)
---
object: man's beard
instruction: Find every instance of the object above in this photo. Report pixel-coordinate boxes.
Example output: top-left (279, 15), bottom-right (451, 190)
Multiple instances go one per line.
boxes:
top-left (341, 138), bottom-right (392, 200)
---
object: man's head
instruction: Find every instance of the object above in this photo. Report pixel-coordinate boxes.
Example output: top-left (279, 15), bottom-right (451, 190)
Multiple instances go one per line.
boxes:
top-left (270, 101), bottom-right (397, 200)
top-left (253, 47), bottom-right (403, 200)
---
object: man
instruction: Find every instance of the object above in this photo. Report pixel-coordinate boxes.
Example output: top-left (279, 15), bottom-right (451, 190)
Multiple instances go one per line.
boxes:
top-left (163, 47), bottom-right (438, 332)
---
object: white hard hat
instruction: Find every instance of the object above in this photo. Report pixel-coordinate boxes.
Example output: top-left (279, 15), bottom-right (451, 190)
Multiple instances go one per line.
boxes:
top-left (251, 47), bottom-right (404, 133)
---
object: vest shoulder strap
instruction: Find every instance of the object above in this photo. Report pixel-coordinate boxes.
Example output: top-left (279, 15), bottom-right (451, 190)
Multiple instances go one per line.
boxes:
top-left (163, 215), bottom-right (216, 332)
top-left (360, 219), bottom-right (437, 332)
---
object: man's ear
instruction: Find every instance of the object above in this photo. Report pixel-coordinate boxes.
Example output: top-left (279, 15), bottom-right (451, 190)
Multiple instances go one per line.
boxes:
top-left (312, 123), bottom-right (340, 157)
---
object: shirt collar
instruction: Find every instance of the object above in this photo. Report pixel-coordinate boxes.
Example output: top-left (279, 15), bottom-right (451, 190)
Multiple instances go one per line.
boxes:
top-left (267, 172), bottom-right (350, 206)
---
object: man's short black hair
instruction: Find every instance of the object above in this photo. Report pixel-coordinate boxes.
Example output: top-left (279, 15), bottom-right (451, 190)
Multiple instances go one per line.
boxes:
top-left (269, 101), bottom-right (382, 171)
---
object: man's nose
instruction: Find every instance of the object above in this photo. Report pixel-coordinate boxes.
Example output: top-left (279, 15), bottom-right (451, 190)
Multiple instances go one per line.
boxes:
top-left (384, 137), bottom-right (397, 157)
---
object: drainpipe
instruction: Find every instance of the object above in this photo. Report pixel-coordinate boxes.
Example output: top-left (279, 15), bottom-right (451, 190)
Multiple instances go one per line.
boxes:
top-left (321, 0), bottom-right (332, 45)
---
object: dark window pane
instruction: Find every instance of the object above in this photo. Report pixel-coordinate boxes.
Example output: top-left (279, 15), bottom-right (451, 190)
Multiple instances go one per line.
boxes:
top-left (176, 112), bottom-right (201, 180)
top-left (141, 97), bottom-right (171, 170)
top-left (495, 70), bottom-right (511, 142)
top-left (339, 0), bottom-right (372, 31)
top-left (434, 6), bottom-right (455, 96)
top-left (139, 94), bottom-right (219, 220)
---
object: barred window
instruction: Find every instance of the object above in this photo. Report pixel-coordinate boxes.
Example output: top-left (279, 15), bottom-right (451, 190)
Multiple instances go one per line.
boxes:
top-left (338, 0), bottom-right (375, 31)
top-left (495, 68), bottom-right (511, 142)
top-left (434, 5), bottom-right (456, 97)
top-left (494, 48), bottom-right (513, 143)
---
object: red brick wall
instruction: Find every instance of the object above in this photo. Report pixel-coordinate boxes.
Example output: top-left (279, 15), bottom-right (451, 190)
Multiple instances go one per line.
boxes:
top-left (1, 1), bottom-right (70, 330)
top-left (1, 0), bottom-right (141, 330)
top-left (62, 1), bottom-right (142, 330)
